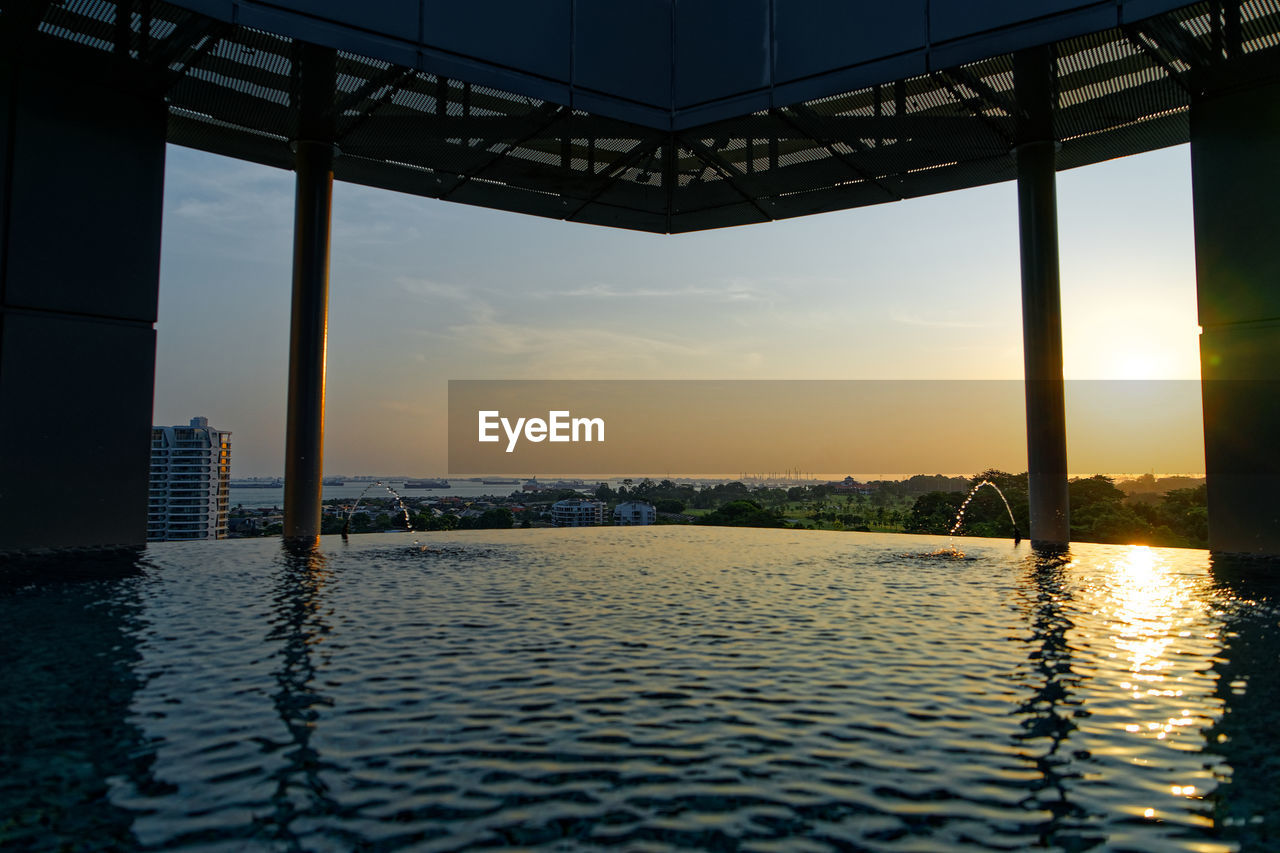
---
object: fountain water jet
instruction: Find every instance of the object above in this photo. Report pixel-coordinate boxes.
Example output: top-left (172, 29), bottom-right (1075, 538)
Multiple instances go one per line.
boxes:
top-left (901, 480), bottom-right (1022, 560)
top-left (950, 480), bottom-right (1021, 544)
top-left (343, 481), bottom-right (413, 537)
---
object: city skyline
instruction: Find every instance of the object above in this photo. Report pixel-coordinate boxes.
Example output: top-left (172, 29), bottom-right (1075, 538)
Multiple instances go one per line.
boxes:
top-left (154, 143), bottom-right (1201, 477)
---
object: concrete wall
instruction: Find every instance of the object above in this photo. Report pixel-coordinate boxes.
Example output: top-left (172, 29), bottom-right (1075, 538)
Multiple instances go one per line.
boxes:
top-left (1192, 79), bottom-right (1280, 554)
top-left (0, 46), bottom-right (165, 551)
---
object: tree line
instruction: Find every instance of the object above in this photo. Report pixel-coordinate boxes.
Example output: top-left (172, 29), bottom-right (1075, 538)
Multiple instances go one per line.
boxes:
top-left (903, 470), bottom-right (1207, 548)
top-left (246, 471), bottom-right (1208, 548)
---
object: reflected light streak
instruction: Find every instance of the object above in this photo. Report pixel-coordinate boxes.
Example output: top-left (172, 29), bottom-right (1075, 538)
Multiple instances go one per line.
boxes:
top-left (1101, 545), bottom-right (1220, 817)
top-left (1111, 547), bottom-right (1179, 690)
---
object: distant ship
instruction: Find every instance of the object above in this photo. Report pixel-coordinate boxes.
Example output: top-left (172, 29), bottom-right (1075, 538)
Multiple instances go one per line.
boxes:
top-left (404, 479), bottom-right (449, 489)
top-left (230, 479), bottom-right (283, 489)
top-left (551, 479), bottom-right (588, 490)
top-left (322, 477), bottom-right (345, 486)
top-left (482, 478), bottom-right (521, 485)
top-left (522, 477), bottom-right (589, 492)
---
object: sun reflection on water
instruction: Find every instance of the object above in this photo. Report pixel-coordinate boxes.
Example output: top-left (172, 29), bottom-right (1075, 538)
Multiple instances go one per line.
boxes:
top-left (1085, 544), bottom-right (1227, 838)
top-left (1112, 546), bottom-right (1183, 703)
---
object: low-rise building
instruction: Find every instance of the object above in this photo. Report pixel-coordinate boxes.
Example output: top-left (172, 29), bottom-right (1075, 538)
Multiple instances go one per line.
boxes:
top-left (833, 476), bottom-right (872, 495)
top-left (552, 499), bottom-right (606, 527)
top-left (614, 501), bottom-right (657, 525)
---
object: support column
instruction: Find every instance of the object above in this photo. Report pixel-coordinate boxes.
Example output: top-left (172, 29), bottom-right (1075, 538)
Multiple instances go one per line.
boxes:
top-left (1191, 79), bottom-right (1280, 554)
top-left (283, 44), bottom-right (336, 541)
top-left (1014, 47), bottom-right (1070, 548)
top-left (0, 36), bottom-right (165, 552)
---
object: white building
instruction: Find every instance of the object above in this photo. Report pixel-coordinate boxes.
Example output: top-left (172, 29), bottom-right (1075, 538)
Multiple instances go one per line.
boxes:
top-left (148, 416), bottom-right (232, 541)
top-left (614, 501), bottom-right (656, 526)
top-left (551, 499), bottom-right (606, 527)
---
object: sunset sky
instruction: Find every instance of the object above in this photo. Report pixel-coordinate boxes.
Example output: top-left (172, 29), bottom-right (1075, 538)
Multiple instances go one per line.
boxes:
top-left (153, 143), bottom-right (1203, 477)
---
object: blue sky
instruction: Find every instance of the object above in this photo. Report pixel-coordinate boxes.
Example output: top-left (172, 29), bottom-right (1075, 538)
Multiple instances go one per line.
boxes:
top-left (153, 143), bottom-right (1200, 477)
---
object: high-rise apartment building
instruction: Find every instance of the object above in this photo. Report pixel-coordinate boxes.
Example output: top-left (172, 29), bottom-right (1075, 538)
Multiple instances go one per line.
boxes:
top-left (148, 417), bottom-right (232, 541)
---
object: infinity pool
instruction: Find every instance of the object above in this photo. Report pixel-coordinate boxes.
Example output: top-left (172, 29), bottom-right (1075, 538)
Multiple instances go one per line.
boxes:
top-left (2, 527), bottom-right (1277, 851)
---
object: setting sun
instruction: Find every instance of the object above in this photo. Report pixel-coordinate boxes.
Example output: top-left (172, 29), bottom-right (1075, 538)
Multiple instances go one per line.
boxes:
top-left (1113, 352), bottom-right (1163, 380)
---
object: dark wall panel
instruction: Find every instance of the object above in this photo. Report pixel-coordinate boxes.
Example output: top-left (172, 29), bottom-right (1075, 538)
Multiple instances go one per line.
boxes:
top-left (5, 70), bottom-right (165, 324)
top-left (1121, 0), bottom-right (1192, 23)
top-left (254, 0), bottom-right (419, 41)
top-left (774, 0), bottom-right (925, 84)
top-left (574, 0), bottom-right (670, 108)
top-left (1192, 82), bottom-right (1280, 328)
top-left (174, 0), bottom-right (232, 21)
top-left (930, 0), bottom-right (1106, 43)
top-left (0, 50), bottom-right (165, 552)
top-left (422, 0), bottom-right (571, 82)
top-left (1192, 80), bottom-right (1280, 554)
top-left (0, 59), bottom-right (9, 263)
top-left (0, 314), bottom-right (156, 551)
top-left (675, 0), bottom-right (770, 108)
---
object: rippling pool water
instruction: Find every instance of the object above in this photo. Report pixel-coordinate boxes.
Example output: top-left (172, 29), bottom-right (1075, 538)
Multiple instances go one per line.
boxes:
top-left (3, 527), bottom-right (1278, 851)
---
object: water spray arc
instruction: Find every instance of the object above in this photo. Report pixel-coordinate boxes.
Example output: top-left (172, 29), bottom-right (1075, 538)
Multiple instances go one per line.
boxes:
top-left (343, 481), bottom-right (413, 538)
top-left (950, 480), bottom-right (1022, 545)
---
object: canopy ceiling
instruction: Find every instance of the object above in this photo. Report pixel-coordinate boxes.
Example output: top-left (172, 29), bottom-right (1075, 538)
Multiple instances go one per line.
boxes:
top-left (9, 0), bottom-right (1280, 232)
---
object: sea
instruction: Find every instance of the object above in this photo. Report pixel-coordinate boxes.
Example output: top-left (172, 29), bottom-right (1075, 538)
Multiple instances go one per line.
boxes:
top-left (2, 527), bottom-right (1276, 851)
top-left (230, 481), bottom-right (542, 509)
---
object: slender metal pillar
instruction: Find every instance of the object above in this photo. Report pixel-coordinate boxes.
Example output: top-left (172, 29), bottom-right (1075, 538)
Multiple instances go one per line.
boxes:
top-left (1014, 48), bottom-right (1070, 548)
top-left (282, 141), bottom-right (334, 539)
top-left (283, 45), bottom-right (336, 540)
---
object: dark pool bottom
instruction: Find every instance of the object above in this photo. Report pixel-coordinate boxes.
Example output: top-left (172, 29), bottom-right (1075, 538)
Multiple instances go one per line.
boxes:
top-left (2, 527), bottom-right (1278, 851)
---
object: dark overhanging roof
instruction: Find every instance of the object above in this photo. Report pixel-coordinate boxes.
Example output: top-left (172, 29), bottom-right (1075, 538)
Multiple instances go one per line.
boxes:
top-left (7, 0), bottom-right (1280, 233)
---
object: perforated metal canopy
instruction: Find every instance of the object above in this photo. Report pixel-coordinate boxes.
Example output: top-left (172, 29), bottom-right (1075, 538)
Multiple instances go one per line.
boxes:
top-left (10, 0), bottom-right (1280, 232)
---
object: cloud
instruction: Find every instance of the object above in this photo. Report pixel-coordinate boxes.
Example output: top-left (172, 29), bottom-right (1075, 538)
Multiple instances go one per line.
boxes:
top-left (547, 280), bottom-right (769, 303)
top-left (890, 311), bottom-right (991, 329)
top-left (332, 191), bottom-right (437, 247)
top-left (397, 277), bottom-right (470, 302)
top-left (396, 277), bottom-right (500, 327)
top-left (438, 316), bottom-right (713, 377)
top-left (163, 150), bottom-right (293, 256)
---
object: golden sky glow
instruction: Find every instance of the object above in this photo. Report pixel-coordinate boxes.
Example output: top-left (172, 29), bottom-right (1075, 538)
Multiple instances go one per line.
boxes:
top-left (154, 144), bottom-right (1202, 476)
